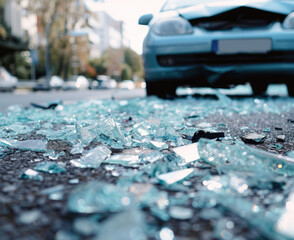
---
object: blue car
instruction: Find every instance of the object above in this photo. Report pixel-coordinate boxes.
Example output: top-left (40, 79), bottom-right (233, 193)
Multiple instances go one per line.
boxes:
top-left (139, 0), bottom-right (294, 97)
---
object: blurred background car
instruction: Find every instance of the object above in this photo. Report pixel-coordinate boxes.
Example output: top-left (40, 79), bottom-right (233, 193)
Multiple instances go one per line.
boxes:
top-left (63, 75), bottom-right (90, 91)
top-left (91, 75), bottom-right (117, 89)
top-left (0, 67), bottom-right (18, 92)
top-left (33, 76), bottom-right (64, 91)
top-left (119, 80), bottom-right (136, 90)
top-left (139, 0), bottom-right (294, 97)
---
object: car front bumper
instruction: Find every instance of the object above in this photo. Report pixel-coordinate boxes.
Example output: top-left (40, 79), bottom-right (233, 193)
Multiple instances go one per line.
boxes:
top-left (143, 24), bottom-right (294, 87)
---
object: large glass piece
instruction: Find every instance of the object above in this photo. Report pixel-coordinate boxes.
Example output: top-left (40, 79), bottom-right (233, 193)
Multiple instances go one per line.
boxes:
top-left (70, 145), bottom-right (111, 168)
top-left (68, 181), bottom-right (134, 214)
top-left (0, 139), bottom-right (47, 152)
top-left (198, 139), bottom-right (294, 177)
top-left (34, 162), bottom-right (66, 174)
top-left (157, 168), bottom-right (195, 185)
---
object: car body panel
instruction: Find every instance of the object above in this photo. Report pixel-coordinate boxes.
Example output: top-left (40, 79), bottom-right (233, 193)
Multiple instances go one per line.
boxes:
top-left (0, 67), bottom-right (18, 91)
top-left (177, 0), bottom-right (294, 20)
top-left (142, 0), bottom-right (294, 90)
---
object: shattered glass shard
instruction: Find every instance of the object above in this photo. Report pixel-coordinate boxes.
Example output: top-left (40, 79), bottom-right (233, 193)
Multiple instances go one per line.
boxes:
top-left (275, 192), bottom-right (294, 238)
top-left (141, 187), bottom-right (169, 209)
top-left (41, 185), bottom-right (64, 200)
top-left (103, 154), bottom-right (140, 166)
top-left (96, 208), bottom-right (146, 240)
top-left (34, 162), bottom-right (66, 174)
top-left (169, 206), bottom-right (193, 220)
top-left (75, 121), bottom-right (96, 147)
top-left (172, 143), bottom-right (200, 165)
top-left (19, 169), bottom-right (43, 181)
top-left (73, 217), bottom-right (100, 237)
top-left (149, 140), bottom-right (168, 150)
top-left (70, 145), bottom-right (111, 168)
top-left (18, 210), bottom-right (42, 224)
top-left (139, 151), bottom-right (164, 163)
top-left (241, 133), bottom-right (266, 144)
top-left (157, 168), bottom-right (195, 185)
top-left (198, 139), bottom-right (294, 177)
top-left (0, 139), bottom-right (47, 152)
top-left (70, 142), bottom-right (84, 154)
top-left (68, 181), bottom-right (133, 214)
top-left (94, 117), bottom-right (128, 145)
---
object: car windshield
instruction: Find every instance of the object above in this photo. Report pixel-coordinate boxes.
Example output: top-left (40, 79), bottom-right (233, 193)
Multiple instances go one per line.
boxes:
top-left (161, 0), bottom-right (281, 11)
top-left (161, 0), bottom-right (208, 11)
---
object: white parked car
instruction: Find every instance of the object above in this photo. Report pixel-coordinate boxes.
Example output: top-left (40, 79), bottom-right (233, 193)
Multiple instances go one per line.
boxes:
top-left (63, 76), bottom-right (90, 91)
top-left (0, 67), bottom-right (18, 91)
top-left (119, 80), bottom-right (136, 90)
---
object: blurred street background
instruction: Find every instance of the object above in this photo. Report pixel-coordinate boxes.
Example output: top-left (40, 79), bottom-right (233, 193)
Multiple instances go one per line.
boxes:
top-left (0, 0), bottom-right (165, 94)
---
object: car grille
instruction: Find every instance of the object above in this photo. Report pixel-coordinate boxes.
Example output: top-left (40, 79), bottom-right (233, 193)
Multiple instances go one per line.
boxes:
top-left (188, 7), bottom-right (286, 31)
top-left (157, 51), bottom-right (294, 67)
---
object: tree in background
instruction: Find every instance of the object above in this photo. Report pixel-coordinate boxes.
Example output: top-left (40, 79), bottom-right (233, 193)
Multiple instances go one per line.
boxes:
top-left (121, 63), bottom-right (132, 80)
top-left (26, 0), bottom-right (86, 79)
top-left (89, 58), bottom-right (107, 76)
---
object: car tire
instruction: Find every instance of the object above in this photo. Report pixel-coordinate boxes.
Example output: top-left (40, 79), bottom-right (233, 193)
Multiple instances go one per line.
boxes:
top-left (146, 81), bottom-right (177, 99)
top-left (251, 83), bottom-right (268, 96)
top-left (286, 82), bottom-right (294, 97)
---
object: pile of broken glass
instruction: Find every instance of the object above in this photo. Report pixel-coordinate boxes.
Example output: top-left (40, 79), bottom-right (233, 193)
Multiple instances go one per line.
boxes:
top-left (1, 95), bottom-right (294, 240)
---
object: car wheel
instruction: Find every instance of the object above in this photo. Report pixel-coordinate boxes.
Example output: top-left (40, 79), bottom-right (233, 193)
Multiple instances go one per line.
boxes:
top-left (251, 83), bottom-right (268, 96)
top-left (287, 82), bottom-right (294, 97)
top-left (146, 81), bottom-right (177, 99)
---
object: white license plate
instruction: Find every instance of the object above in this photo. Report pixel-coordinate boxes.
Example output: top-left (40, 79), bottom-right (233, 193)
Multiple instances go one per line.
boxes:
top-left (212, 39), bottom-right (272, 55)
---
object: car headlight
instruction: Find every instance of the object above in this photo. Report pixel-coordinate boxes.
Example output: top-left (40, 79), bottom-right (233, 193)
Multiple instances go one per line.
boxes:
top-left (283, 12), bottom-right (294, 29)
top-left (152, 17), bottom-right (193, 36)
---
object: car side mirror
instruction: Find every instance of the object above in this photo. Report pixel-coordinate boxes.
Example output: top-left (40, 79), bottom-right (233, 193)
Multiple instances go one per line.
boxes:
top-left (139, 14), bottom-right (153, 25)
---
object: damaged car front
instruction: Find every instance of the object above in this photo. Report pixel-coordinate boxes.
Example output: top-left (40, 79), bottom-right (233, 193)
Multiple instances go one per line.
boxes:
top-left (139, 0), bottom-right (294, 97)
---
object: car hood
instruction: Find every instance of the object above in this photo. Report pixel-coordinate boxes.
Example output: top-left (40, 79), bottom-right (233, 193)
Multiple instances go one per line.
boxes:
top-left (178, 0), bottom-right (294, 20)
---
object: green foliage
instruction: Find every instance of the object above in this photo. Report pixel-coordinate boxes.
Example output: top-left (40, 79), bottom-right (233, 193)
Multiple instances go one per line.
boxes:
top-left (120, 64), bottom-right (132, 81)
top-left (0, 51), bottom-right (31, 79)
top-left (124, 47), bottom-right (142, 74)
top-left (89, 58), bottom-right (107, 75)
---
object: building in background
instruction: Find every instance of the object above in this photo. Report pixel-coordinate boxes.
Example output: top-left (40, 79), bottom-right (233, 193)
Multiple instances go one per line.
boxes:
top-left (0, 0), bottom-right (29, 55)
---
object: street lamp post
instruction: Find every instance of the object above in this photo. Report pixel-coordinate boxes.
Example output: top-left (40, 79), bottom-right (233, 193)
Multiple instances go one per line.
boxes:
top-left (45, 14), bottom-right (60, 88)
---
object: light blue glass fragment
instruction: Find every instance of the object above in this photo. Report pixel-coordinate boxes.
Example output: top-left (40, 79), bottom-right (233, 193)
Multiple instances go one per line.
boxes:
top-left (94, 117), bottom-right (128, 145)
top-left (275, 192), bottom-right (294, 239)
top-left (198, 139), bottom-right (294, 177)
top-left (75, 121), bottom-right (96, 147)
top-left (70, 145), bottom-right (111, 168)
top-left (44, 150), bottom-right (65, 160)
top-left (19, 169), bottom-right (43, 181)
top-left (0, 138), bottom-right (47, 152)
top-left (55, 230), bottom-right (80, 240)
top-left (151, 206), bottom-right (170, 221)
top-left (149, 140), bottom-right (168, 150)
top-left (103, 154), bottom-right (140, 166)
top-left (34, 162), bottom-right (66, 174)
top-left (172, 143), bottom-right (200, 165)
top-left (68, 179), bottom-right (79, 184)
top-left (157, 168), bottom-right (195, 185)
top-left (18, 210), bottom-right (41, 224)
top-left (159, 227), bottom-right (174, 240)
top-left (70, 142), bottom-right (84, 154)
top-left (169, 206), bottom-right (193, 220)
top-left (264, 128), bottom-right (271, 132)
top-left (73, 217), bottom-right (100, 237)
top-left (42, 185), bottom-right (64, 200)
top-left (68, 181), bottom-right (134, 214)
top-left (96, 208), bottom-right (146, 240)
top-left (139, 151), bottom-right (164, 163)
top-left (141, 187), bottom-right (169, 209)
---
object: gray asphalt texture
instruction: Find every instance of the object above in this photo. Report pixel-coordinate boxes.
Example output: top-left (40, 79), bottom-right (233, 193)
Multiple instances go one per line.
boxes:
top-left (1, 88), bottom-right (294, 240)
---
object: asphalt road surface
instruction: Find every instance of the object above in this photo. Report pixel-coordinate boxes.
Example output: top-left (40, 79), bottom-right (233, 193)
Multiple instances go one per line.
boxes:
top-left (0, 88), bottom-right (146, 112)
top-left (1, 84), bottom-right (294, 240)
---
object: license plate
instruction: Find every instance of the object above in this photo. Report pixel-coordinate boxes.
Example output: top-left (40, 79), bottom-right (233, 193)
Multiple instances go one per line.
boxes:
top-left (212, 39), bottom-right (272, 55)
